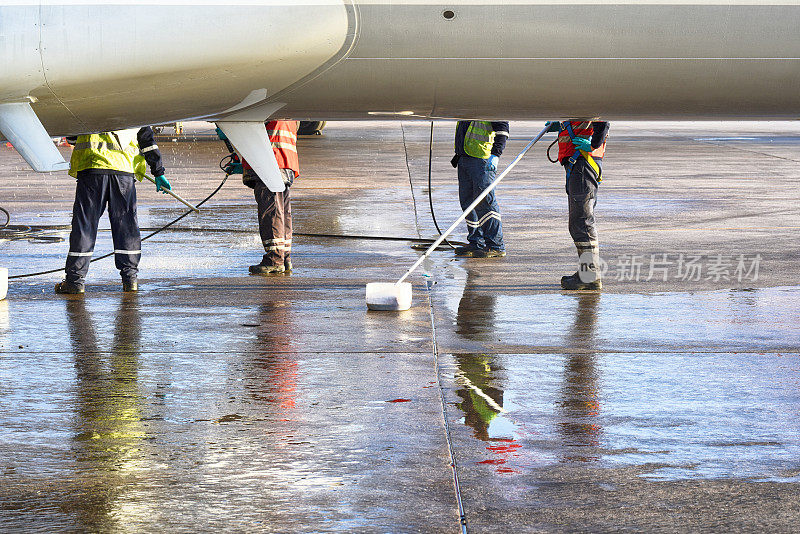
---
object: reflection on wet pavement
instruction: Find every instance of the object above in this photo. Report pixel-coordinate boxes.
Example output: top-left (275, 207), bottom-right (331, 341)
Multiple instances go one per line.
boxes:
top-left (66, 295), bottom-right (146, 530)
top-left (444, 277), bottom-right (800, 482)
top-left (557, 294), bottom-right (602, 463)
top-left (0, 291), bottom-right (456, 531)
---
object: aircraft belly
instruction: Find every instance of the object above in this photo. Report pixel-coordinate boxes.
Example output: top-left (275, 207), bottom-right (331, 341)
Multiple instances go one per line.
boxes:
top-left (280, 2), bottom-right (800, 119)
top-left (36, 4), bottom-right (349, 133)
top-left (0, 7), bottom-right (48, 102)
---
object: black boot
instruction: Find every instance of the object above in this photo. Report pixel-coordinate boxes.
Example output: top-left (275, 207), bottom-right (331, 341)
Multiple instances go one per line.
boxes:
top-left (454, 244), bottom-right (480, 257)
top-left (561, 272), bottom-right (602, 290)
top-left (122, 278), bottom-right (138, 292)
top-left (249, 263), bottom-right (285, 275)
top-left (55, 279), bottom-right (85, 294)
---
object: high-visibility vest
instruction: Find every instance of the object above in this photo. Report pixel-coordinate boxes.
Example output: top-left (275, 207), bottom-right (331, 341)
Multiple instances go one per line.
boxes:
top-left (69, 129), bottom-right (146, 179)
top-left (462, 121), bottom-right (495, 159)
top-left (557, 121), bottom-right (607, 161)
top-left (267, 120), bottom-right (299, 175)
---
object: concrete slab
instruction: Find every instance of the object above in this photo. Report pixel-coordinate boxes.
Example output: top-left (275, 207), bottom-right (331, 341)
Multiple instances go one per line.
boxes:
top-left (1, 121), bottom-right (799, 531)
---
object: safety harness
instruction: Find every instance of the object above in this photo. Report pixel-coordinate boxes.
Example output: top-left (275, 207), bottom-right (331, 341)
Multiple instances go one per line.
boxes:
top-left (565, 122), bottom-right (602, 182)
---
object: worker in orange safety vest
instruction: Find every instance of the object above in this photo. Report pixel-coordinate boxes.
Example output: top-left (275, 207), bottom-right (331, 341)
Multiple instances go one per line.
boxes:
top-left (551, 120), bottom-right (609, 290)
top-left (220, 120), bottom-right (300, 275)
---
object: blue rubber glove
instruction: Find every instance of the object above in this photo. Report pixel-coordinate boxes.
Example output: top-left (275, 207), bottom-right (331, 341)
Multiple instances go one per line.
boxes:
top-left (545, 120), bottom-right (561, 133)
top-left (572, 137), bottom-right (592, 152)
top-left (224, 162), bottom-right (243, 175)
top-left (487, 155), bottom-right (499, 171)
top-left (154, 175), bottom-right (171, 193)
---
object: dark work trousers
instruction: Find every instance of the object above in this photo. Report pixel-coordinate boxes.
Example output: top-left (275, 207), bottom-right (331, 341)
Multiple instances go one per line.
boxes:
top-left (457, 155), bottom-right (504, 251)
top-left (253, 169), bottom-right (294, 267)
top-left (65, 172), bottom-right (141, 286)
top-left (565, 158), bottom-right (600, 253)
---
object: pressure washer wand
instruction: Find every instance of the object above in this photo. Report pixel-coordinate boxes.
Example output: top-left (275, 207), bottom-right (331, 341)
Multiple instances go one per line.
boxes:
top-left (396, 123), bottom-right (550, 285)
top-left (143, 174), bottom-right (200, 213)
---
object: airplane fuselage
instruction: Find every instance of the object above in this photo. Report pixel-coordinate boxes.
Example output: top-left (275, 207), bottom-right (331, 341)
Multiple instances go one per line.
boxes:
top-left (1, 1), bottom-right (799, 137)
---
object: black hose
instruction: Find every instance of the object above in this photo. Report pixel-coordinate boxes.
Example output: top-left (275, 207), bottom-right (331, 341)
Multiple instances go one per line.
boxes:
top-left (6, 135), bottom-right (468, 279)
top-left (427, 121), bottom-right (456, 249)
top-left (0, 206), bottom-right (9, 230)
top-left (547, 138), bottom-right (560, 163)
top-left (8, 174), bottom-right (230, 280)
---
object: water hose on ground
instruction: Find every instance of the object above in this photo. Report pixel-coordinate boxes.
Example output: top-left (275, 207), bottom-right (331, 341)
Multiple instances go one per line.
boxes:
top-left (7, 174), bottom-right (230, 280)
top-left (5, 130), bottom-right (467, 280)
top-left (425, 121), bottom-right (457, 250)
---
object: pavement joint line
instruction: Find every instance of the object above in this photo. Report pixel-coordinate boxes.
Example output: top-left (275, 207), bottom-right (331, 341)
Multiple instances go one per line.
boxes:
top-left (426, 281), bottom-right (469, 534)
top-left (400, 121), bottom-right (425, 241)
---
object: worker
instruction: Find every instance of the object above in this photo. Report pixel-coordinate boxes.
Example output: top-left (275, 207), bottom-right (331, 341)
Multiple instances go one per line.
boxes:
top-left (220, 120), bottom-right (299, 275)
top-left (552, 119), bottom-right (610, 290)
top-left (450, 120), bottom-right (510, 258)
top-left (55, 128), bottom-right (169, 294)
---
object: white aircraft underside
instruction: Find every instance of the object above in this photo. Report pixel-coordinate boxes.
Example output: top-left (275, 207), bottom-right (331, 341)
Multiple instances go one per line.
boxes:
top-left (1, 1), bottom-right (799, 187)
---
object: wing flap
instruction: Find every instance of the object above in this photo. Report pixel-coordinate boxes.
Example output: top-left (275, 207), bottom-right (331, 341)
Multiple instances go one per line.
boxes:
top-left (0, 102), bottom-right (69, 172)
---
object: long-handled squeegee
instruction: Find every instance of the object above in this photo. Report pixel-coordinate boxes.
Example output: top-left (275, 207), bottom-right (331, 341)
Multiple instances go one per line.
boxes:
top-left (366, 123), bottom-right (551, 311)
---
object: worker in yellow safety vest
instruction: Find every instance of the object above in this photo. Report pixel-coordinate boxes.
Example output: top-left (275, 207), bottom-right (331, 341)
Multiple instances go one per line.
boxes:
top-left (451, 120), bottom-right (510, 258)
top-left (55, 127), bottom-right (169, 294)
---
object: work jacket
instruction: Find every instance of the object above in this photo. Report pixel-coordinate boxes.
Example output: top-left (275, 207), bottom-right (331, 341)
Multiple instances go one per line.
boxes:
top-left (455, 120), bottom-right (509, 159)
top-left (557, 121), bottom-right (609, 163)
top-left (242, 120), bottom-right (299, 176)
top-left (68, 127), bottom-right (164, 179)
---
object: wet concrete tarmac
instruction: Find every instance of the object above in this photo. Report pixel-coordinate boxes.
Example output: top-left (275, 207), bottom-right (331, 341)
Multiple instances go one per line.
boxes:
top-left (1, 121), bottom-right (799, 532)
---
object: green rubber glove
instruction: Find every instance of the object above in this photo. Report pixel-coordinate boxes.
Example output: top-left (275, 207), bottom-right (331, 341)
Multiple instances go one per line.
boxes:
top-left (572, 137), bottom-right (592, 152)
top-left (545, 121), bottom-right (561, 133)
top-left (154, 175), bottom-right (171, 193)
top-left (224, 162), bottom-right (243, 175)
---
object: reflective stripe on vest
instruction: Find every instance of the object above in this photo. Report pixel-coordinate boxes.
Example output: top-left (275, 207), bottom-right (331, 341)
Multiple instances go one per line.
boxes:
top-left (266, 128), bottom-right (297, 141)
top-left (267, 120), bottom-right (299, 175)
top-left (463, 121), bottom-right (495, 159)
top-left (69, 129), bottom-right (144, 179)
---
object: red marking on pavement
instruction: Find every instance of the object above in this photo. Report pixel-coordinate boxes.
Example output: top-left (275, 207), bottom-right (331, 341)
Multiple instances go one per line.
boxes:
top-left (478, 458), bottom-right (506, 465)
top-left (387, 398), bottom-right (411, 403)
top-left (487, 443), bottom-right (521, 453)
top-left (496, 467), bottom-right (519, 474)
